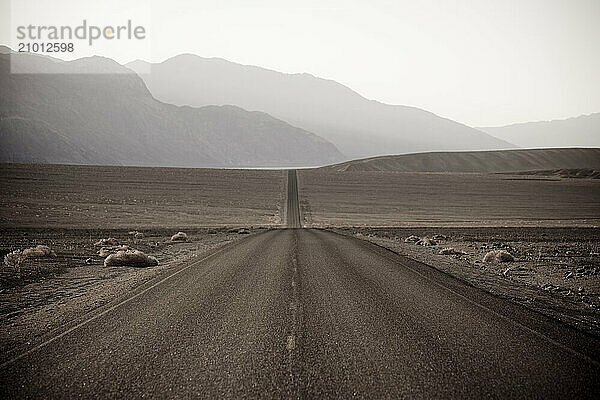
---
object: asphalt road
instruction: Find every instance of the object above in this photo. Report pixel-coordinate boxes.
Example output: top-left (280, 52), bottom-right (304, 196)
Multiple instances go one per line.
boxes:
top-left (286, 169), bottom-right (302, 228)
top-left (1, 171), bottom-right (599, 398)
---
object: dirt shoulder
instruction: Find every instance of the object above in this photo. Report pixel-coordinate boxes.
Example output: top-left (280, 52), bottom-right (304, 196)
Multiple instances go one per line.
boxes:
top-left (332, 227), bottom-right (600, 337)
top-left (0, 227), bottom-right (261, 357)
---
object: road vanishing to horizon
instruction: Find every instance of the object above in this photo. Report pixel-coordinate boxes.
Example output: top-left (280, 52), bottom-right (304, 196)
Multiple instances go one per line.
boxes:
top-left (1, 170), bottom-right (599, 398)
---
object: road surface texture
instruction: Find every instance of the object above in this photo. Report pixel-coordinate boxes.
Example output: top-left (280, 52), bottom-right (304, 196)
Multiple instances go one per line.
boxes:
top-left (1, 171), bottom-right (599, 398)
top-left (286, 169), bottom-right (302, 228)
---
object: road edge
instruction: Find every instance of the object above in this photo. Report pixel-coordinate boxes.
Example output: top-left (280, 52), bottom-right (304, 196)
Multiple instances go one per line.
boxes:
top-left (0, 229), bottom-right (274, 367)
top-left (325, 228), bottom-right (600, 365)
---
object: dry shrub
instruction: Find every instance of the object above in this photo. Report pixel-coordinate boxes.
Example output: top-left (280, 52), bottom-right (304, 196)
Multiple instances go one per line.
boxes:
top-left (439, 247), bottom-right (465, 255)
top-left (3, 246), bottom-right (57, 279)
top-left (104, 250), bottom-right (158, 267)
top-left (22, 245), bottom-right (55, 258)
top-left (404, 235), bottom-right (420, 243)
top-left (483, 250), bottom-right (514, 263)
top-left (170, 232), bottom-right (187, 242)
top-left (94, 238), bottom-right (119, 247)
top-left (432, 234), bottom-right (448, 241)
top-left (3, 250), bottom-right (27, 273)
top-left (128, 231), bottom-right (144, 239)
top-left (99, 245), bottom-right (129, 258)
top-left (417, 237), bottom-right (437, 246)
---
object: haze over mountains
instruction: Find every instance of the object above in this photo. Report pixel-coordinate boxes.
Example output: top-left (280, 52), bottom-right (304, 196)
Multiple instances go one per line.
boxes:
top-left (2, 47), bottom-right (597, 170)
top-left (127, 55), bottom-right (515, 159)
top-left (479, 113), bottom-right (600, 149)
top-left (0, 49), bottom-right (343, 167)
top-left (325, 148), bottom-right (600, 173)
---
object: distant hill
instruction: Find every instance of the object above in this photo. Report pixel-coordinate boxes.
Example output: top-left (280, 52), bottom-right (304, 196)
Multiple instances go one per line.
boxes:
top-left (324, 148), bottom-right (600, 173)
top-left (0, 49), bottom-right (343, 168)
top-left (479, 113), bottom-right (600, 148)
top-left (127, 55), bottom-right (515, 159)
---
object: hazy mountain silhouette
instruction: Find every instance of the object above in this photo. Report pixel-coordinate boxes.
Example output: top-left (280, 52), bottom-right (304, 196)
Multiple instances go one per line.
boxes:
top-left (0, 49), bottom-right (343, 167)
top-left (1, 116), bottom-right (117, 164)
top-left (324, 148), bottom-right (600, 173)
top-left (127, 55), bottom-right (515, 159)
top-left (479, 113), bottom-right (600, 148)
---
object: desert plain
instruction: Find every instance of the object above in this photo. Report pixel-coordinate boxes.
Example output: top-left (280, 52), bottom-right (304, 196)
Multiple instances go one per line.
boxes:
top-left (1, 163), bottom-right (599, 357)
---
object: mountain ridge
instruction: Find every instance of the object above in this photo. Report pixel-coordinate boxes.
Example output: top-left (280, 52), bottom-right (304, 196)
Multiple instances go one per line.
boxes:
top-left (127, 55), bottom-right (515, 159)
top-left (479, 113), bottom-right (600, 148)
top-left (0, 51), bottom-right (344, 167)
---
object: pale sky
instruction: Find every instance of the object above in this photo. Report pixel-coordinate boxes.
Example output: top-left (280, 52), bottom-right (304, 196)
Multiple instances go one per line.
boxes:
top-left (1, 0), bottom-right (599, 126)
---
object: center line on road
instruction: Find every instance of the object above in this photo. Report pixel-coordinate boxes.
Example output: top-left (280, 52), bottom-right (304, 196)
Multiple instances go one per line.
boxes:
top-left (285, 231), bottom-right (302, 394)
top-left (287, 335), bottom-right (296, 350)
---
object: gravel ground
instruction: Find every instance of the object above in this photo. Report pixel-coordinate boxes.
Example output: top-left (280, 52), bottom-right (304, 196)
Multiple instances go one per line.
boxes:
top-left (0, 164), bottom-right (284, 229)
top-left (298, 170), bottom-right (600, 227)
